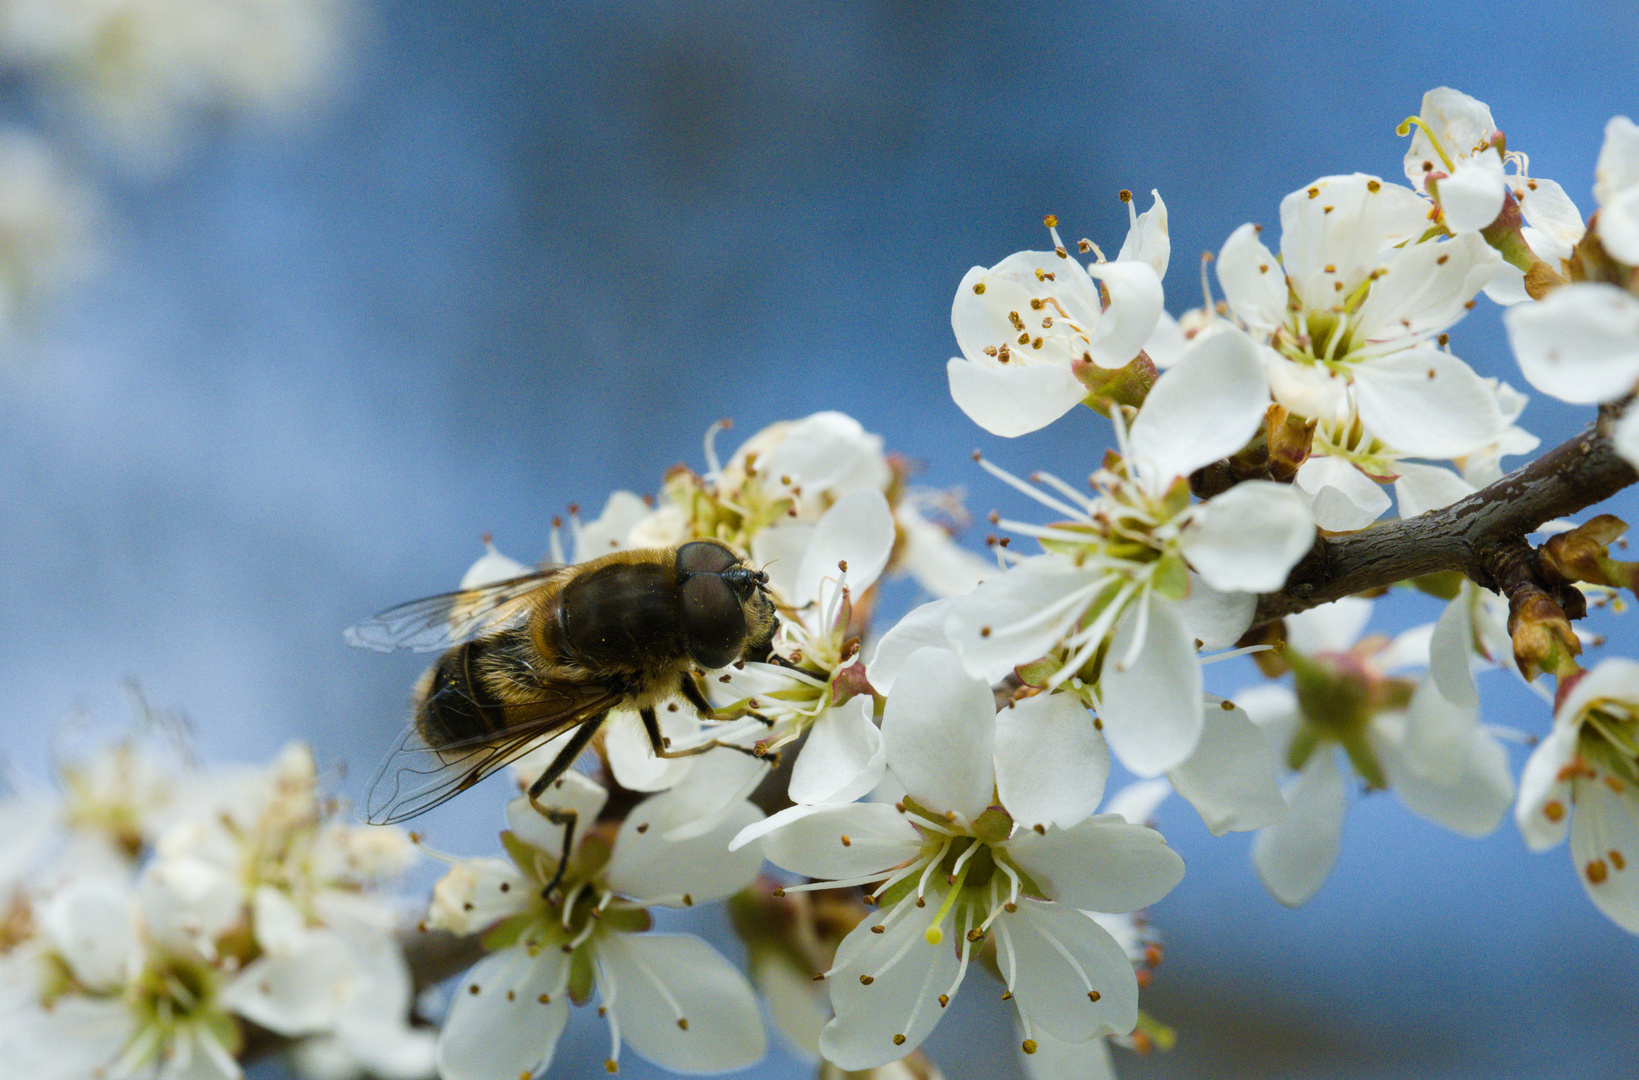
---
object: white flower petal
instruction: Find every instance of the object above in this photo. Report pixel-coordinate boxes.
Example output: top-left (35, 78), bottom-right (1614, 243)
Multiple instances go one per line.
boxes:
top-left (221, 931), bottom-right (355, 1035)
top-left (1393, 461), bottom-right (1475, 519)
top-left (998, 902), bottom-right (1138, 1042)
top-left (1568, 778), bottom-right (1639, 934)
top-left (1217, 223), bottom-right (1286, 334)
top-left (1353, 348), bottom-right (1506, 458)
top-left (1128, 326), bottom-right (1269, 487)
top-left (1595, 115), bottom-right (1639, 265)
top-left (788, 697), bottom-right (887, 806)
top-left (436, 946), bottom-right (571, 1080)
top-left (1182, 480), bottom-right (1313, 593)
top-left (1266, 351), bottom-right (1350, 424)
top-left (1505, 282), bottom-right (1639, 403)
top-left (1294, 456), bottom-right (1390, 531)
top-left (756, 411), bottom-right (891, 498)
top-left (882, 647), bottom-right (997, 822)
top-left (946, 555), bottom-right (1091, 681)
top-left (1006, 813), bottom-right (1185, 913)
top-left (1083, 260), bottom-right (1164, 368)
top-left (1372, 680), bottom-right (1512, 837)
top-left (1402, 88), bottom-right (1497, 194)
top-left (505, 772), bottom-right (607, 858)
top-left (868, 596), bottom-right (961, 695)
top-left (751, 520), bottom-right (816, 605)
top-left (1615, 407), bottom-right (1639, 472)
top-left (1252, 750), bottom-right (1346, 906)
top-left (652, 746), bottom-right (772, 843)
top-left (1515, 721), bottom-right (1578, 851)
top-left (607, 795), bottom-right (765, 904)
top-left (994, 690), bottom-right (1107, 831)
top-left (1115, 189), bottom-right (1170, 279)
top-left (602, 933), bottom-right (767, 1073)
top-left (758, 802), bottom-right (921, 881)
top-left (1101, 778), bottom-right (1173, 826)
top-left (41, 877), bottom-right (136, 991)
top-left (796, 488), bottom-right (896, 604)
top-left (946, 354), bottom-right (1088, 438)
top-left (1019, 1023), bottom-right (1116, 1080)
top-left (1437, 154), bottom-right (1507, 233)
top-left (427, 857), bottom-right (532, 936)
top-left (1429, 593), bottom-right (1481, 707)
top-left (1098, 597), bottom-right (1203, 777)
top-left (897, 507), bottom-right (994, 598)
top-left (1284, 595), bottom-right (1374, 654)
top-left (459, 540), bottom-right (530, 589)
top-left (1168, 704), bottom-right (1286, 835)
top-left (603, 707), bottom-right (696, 792)
top-left (1517, 177), bottom-right (1585, 259)
top-left (1168, 572), bottom-right (1256, 650)
top-left (572, 491), bottom-right (653, 557)
top-left (820, 906), bottom-right (961, 1071)
top-left (1279, 175), bottom-right (1431, 307)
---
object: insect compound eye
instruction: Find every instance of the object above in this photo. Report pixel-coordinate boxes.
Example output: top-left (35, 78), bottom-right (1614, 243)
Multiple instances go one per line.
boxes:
top-left (675, 540), bottom-right (739, 577)
top-left (677, 570), bottom-right (748, 669)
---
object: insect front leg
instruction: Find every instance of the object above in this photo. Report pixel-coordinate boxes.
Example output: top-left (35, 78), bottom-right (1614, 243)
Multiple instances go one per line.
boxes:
top-left (678, 671), bottom-right (772, 728)
top-left (641, 703), bottom-right (775, 767)
top-left (525, 714), bottom-right (606, 899)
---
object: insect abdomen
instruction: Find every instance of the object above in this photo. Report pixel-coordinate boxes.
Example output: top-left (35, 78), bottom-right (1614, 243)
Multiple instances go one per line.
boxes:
top-left (416, 635), bottom-right (531, 747)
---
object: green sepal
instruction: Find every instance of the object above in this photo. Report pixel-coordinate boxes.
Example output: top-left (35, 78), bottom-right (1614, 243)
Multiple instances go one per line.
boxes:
top-left (1151, 552), bottom-right (1190, 601)
top-left (1406, 570), bottom-right (1465, 601)
top-left (971, 806), bottom-right (1013, 846)
top-left (567, 941), bottom-right (597, 1005)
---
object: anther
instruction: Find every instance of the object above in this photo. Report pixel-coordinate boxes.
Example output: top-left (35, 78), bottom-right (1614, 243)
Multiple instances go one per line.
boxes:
top-left (677, 1019), bottom-right (689, 1031)
top-left (1022, 1039), bottom-right (1038, 1054)
top-left (860, 975), bottom-right (875, 985)
top-left (893, 1034), bottom-right (906, 1046)
top-left (1088, 990), bottom-right (1102, 1002)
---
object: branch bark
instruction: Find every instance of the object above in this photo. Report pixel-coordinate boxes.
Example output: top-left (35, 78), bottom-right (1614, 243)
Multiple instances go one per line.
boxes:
top-left (1252, 412), bottom-right (1638, 626)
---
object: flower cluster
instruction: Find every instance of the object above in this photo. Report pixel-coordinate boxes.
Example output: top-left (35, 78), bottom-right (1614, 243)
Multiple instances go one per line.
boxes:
top-left (26, 85), bottom-right (1639, 1080)
top-left (0, 700), bottom-right (432, 1080)
top-left (0, 0), bottom-right (355, 173)
top-left (400, 87), bottom-right (1639, 1080)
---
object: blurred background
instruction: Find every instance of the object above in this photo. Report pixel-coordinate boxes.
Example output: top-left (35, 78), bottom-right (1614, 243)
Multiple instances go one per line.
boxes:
top-left (1, 1), bottom-right (1636, 1077)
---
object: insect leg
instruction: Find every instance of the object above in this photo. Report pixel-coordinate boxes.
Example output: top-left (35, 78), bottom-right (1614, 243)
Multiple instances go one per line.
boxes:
top-left (641, 704), bottom-right (775, 766)
top-left (678, 671), bottom-right (772, 727)
top-left (525, 713), bottom-right (607, 899)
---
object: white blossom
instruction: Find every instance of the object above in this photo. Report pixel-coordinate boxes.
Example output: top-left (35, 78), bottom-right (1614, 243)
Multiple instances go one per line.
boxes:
top-left (1515, 659), bottom-right (1639, 934)
top-left (758, 647), bottom-right (1183, 1071)
top-left (429, 775), bottom-right (768, 1077)
top-left (947, 197), bottom-right (1167, 437)
top-left (946, 328), bottom-right (1310, 777)
top-left (1244, 599), bottom-right (1513, 905)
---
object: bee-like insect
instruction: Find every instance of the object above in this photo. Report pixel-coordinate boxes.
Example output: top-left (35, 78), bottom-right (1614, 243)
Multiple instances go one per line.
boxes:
top-left (347, 539), bottom-right (778, 859)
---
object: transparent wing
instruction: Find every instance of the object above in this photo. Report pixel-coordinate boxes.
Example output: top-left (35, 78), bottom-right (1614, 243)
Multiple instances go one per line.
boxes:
top-left (362, 683), bottom-right (623, 824)
top-left (344, 568), bottom-right (568, 653)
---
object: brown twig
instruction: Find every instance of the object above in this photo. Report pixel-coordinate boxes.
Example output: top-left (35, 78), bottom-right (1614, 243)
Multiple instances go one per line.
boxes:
top-left (1252, 413), bottom-right (1638, 625)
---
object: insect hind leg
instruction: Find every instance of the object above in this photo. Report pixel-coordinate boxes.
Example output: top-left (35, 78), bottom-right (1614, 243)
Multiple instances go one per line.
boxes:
top-left (524, 713), bottom-right (606, 899)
